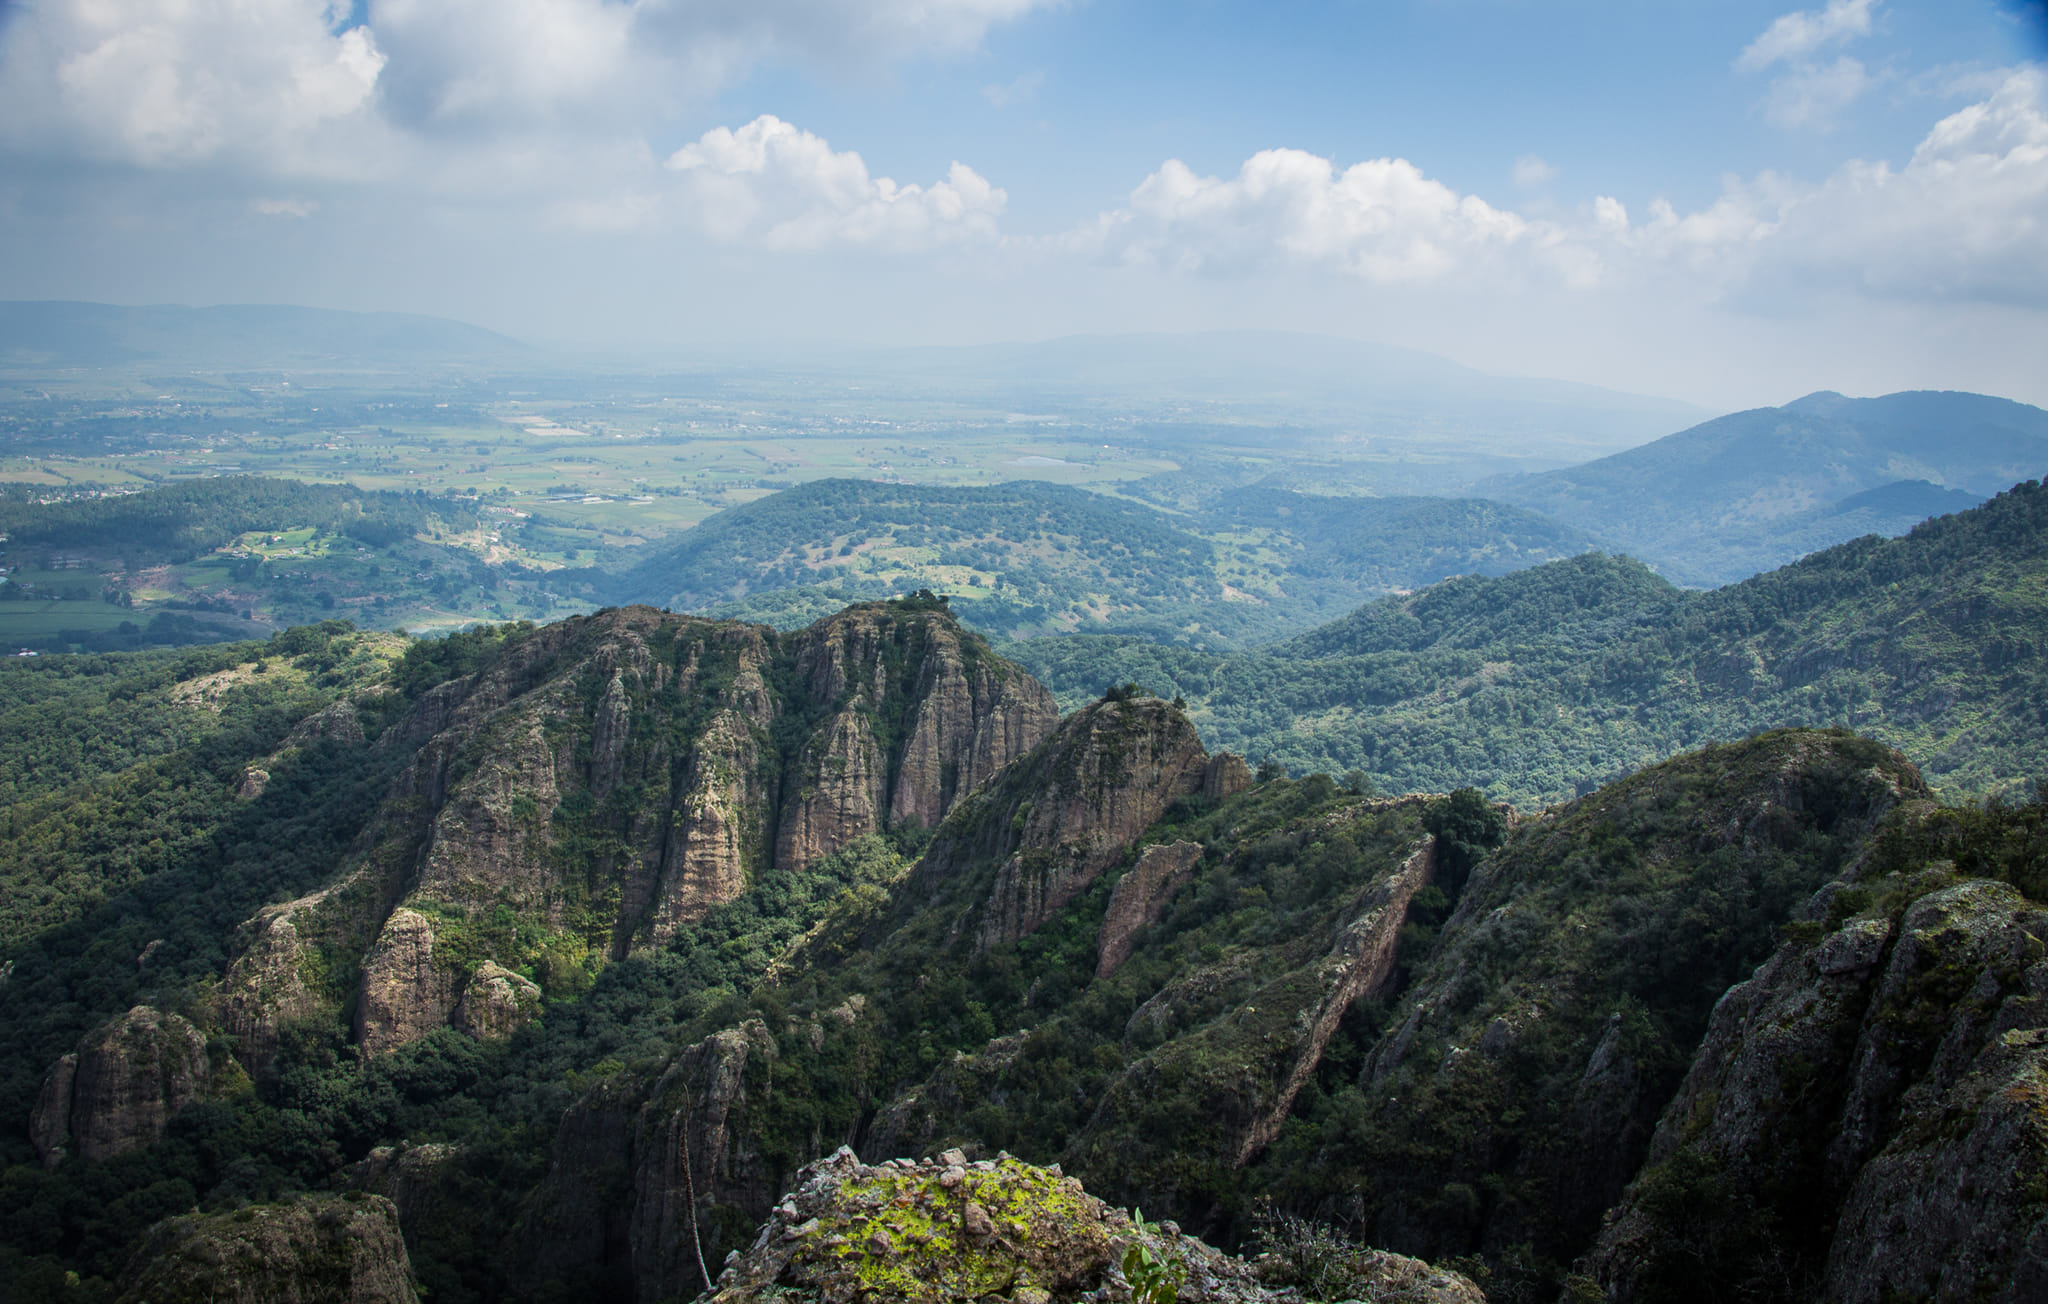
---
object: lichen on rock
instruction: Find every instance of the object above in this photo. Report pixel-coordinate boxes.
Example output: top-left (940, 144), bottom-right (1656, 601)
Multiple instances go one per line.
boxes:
top-left (710, 1148), bottom-right (1483, 1304)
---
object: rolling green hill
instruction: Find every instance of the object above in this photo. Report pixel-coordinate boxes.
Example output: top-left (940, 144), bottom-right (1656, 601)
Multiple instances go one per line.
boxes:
top-left (605, 477), bottom-right (1600, 647)
top-left (1493, 389), bottom-right (2048, 584)
top-left (1003, 477), bottom-right (2048, 805)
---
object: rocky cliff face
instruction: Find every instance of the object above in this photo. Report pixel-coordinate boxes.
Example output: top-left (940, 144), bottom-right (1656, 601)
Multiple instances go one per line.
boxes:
top-left (521, 1019), bottom-right (786, 1303)
top-left (216, 891), bottom-right (328, 1076)
top-left (1069, 825), bottom-right (1440, 1192)
top-left (1335, 731), bottom-right (1924, 1271)
top-left (903, 696), bottom-right (1215, 953)
top-left (31, 1005), bottom-right (210, 1167)
top-left (216, 601), bottom-right (1054, 1061)
top-left (1584, 873), bottom-right (2048, 1303)
top-left (116, 1194), bottom-right (421, 1304)
top-left (1097, 841), bottom-right (1204, 979)
top-left (521, 692), bottom-right (1227, 1296)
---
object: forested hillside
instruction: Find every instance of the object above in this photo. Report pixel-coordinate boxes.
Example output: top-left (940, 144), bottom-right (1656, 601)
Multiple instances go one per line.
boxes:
top-left (0, 478), bottom-right (565, 649)
top-left (0, 584), bottom-right (2041, 1303)
top-left (1493, 389), bottom-right (2047, 583)
top-left (0, 478), bottom-right (456, 562)
top-left (605, 478), bottom-right (1598, 647)
top-left (1005, 478), bottom-right (2048, 804)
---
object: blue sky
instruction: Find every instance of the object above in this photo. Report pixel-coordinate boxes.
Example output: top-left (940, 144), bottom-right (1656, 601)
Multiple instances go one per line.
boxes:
top-left (1, 0), bottom-right (2045, 406)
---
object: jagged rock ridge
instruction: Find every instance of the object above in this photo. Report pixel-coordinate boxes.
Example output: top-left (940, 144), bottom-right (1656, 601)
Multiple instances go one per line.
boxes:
top-left (214, 601), bottom-right (1056, 1058)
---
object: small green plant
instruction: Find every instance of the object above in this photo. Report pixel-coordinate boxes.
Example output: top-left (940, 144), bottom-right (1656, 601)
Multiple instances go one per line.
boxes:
top-left (1122, 1209), bottom-right (1187, 1304)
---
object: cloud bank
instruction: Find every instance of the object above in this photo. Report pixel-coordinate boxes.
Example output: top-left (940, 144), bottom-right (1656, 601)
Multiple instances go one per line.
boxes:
top-left (0, 0), bottom-right (1051, 170)
top-left (1065, 68), bottom-right (2048, 310)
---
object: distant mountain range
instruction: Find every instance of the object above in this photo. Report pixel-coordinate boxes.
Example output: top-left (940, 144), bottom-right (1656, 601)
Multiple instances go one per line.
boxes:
top-left (0, 301), bottom-right (528, 370)
top-left (1493, 389), bottom-right (2048, 584)
top-left (1003, 476), bottom-right (2048, 804)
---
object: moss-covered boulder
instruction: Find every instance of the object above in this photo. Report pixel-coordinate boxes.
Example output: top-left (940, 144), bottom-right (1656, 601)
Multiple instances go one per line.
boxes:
top-left (710, 1147), bottom-right (1483, 1304)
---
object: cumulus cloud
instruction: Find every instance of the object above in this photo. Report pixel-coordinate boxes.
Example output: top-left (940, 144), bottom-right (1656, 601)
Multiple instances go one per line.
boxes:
top-left (665, 116), bottom-right (1004, 250)
top-left (1602, 68), bottom-right (2048, 304)
top-left (1762, 67), bottom-right (2048, 302)
top-left (1077, 149), bottom-right (1541, 284)
top-left (0, 0), bottom-right (386, 170)
top-left (1071, 68), bottom-right (2047, 311)
top-left (1738, 0), bottom-right (1877, 72)
top-left (0, 0), bottom-right (1052, 170)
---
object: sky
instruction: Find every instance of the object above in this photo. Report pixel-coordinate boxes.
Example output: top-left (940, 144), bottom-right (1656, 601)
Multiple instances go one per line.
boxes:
top-left (0, 0), bottom-right (2045, 408)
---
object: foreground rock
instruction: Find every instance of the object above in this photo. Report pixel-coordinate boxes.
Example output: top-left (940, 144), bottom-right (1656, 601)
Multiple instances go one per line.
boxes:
top-left (710, 1148), bottom-right (1483, 1304)
top-left (116, 1194), bottom-right (420, 1304)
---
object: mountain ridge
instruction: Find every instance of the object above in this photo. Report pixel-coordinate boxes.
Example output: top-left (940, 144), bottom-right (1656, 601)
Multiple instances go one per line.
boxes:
top-left (1492, 388), bottom-right (2048, 584)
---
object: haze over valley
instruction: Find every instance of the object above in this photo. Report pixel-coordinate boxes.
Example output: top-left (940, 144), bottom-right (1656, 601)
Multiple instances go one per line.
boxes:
top-left (4, 2), bottom-right (2048, 1302)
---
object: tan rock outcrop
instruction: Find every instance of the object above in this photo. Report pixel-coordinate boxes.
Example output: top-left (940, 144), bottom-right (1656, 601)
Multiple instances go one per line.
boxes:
top-left (116, 1194), bottom-right (421, 1304)
top-left (223, 603), bottom-right (1055, 1057)
top-left (1203, 752), bottom-right (1253, 800)
top-left (774, 707), bottom-right (890, 871)
top-left (450, 962), bottom-right (541, 1040)
top-left (355, 909), bottom-right (453, 1057)
top-left (1233, 836), bottom-right (1436, 1166)
top-left (883, 617), bottom-right (1059, 831)
top-left (1096, 841), bottom-right (1204, 978)
top-left (346, 1142), bottom-right (463, 1245)
top-left (969, 697), bottom-right (1211, 951)
top-left (31, 1005), bottom-right (210, 1166)
top-left (774, 606), bottom-right (1057, 870)
top-left (217, 891), bottom-right (327, 1074)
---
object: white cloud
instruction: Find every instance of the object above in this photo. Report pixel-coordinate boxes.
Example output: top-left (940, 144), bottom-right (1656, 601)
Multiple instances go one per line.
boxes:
top-left (1761, 55), bottom-right (1874, 129)
top-left (0, 0), bottom-right (386, 171)
top-left (983, 71), bottom-right (1045, 108)
top-left (0, 0), bottom-right (1053, 170)
top-left (1737, 0), bottom-right (1880, 131)
top-left (665, 116), bottom-right (1005, 251)
top-left (1071, 68), bottom-right (2048, 312)
top-left (1738, 0), bottom-right (1877, 72)
top-left (1762, 66), bottom-right (2048, 302)
top-left (1077, 149), bottom-right (1542, 284)
top-left (1512, 155), bottom-right (1558, 188)
top-left (255, 198), bottom-right (320, 218)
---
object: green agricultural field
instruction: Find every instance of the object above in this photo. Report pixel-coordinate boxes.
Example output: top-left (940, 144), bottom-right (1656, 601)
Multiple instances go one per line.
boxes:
top-left (0, 601), bottom-right (138, 638)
